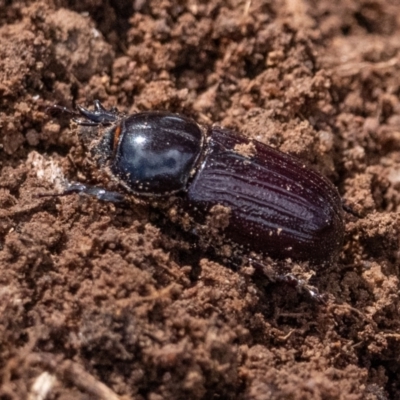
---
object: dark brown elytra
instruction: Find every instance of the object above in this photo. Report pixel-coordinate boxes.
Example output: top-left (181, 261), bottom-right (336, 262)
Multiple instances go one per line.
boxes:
top-left (46, 101), bottom-right (344, 266)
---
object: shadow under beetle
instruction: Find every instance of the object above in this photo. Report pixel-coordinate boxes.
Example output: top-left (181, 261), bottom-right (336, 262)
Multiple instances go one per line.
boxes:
top-left (47, 100), bottom-right (344, 269)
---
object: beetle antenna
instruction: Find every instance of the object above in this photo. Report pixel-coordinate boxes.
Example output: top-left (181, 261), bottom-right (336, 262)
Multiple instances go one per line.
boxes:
top-left (45, 104), bottom-right (81, 118)
top-left (46, 101), bottom-right (120, 126)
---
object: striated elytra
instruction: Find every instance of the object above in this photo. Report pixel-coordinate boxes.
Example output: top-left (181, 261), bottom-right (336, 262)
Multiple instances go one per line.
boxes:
top-left (48, 101), bottom-right (344, 265)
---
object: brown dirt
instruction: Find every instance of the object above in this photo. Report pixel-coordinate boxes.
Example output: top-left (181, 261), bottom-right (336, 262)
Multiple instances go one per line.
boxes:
top-left (1, 0), bottom-right (400, 399)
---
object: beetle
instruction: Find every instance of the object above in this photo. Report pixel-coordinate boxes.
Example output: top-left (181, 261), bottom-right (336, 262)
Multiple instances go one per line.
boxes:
top-left (47, 100), bottom-right (344, 266)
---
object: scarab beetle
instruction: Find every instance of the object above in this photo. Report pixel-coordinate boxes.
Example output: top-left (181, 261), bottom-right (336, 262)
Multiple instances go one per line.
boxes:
top-left (48, 100), bottom-right (344, 265)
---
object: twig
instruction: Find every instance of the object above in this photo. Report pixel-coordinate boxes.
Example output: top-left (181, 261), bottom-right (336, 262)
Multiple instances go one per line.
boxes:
top-left (27, 353), bottom-right (125, 400)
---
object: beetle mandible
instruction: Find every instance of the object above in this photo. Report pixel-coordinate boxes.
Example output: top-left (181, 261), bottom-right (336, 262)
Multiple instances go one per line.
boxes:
top-left (47, 100), bottom-right (344, 266)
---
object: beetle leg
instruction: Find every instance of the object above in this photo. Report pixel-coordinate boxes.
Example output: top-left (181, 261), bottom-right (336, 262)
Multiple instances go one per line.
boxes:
top-left (274, 273), bottom-right (328, 304)
top-left (248, 258), bottom-right (327, 304)
top-left (64, 182), bottom-right (125, 202)
top-left (71, 118), bottom-right (100, 126)
top-left (38, 182), bottom-right (126, 203)
top-left (72, 118), bottom-right (99, 126)
top-left (76, 103), bottom-right (119, 125)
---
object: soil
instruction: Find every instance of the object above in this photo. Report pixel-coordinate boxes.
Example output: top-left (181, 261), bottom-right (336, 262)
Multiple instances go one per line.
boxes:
top-left (1, 0), bottom-right (400, 399)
